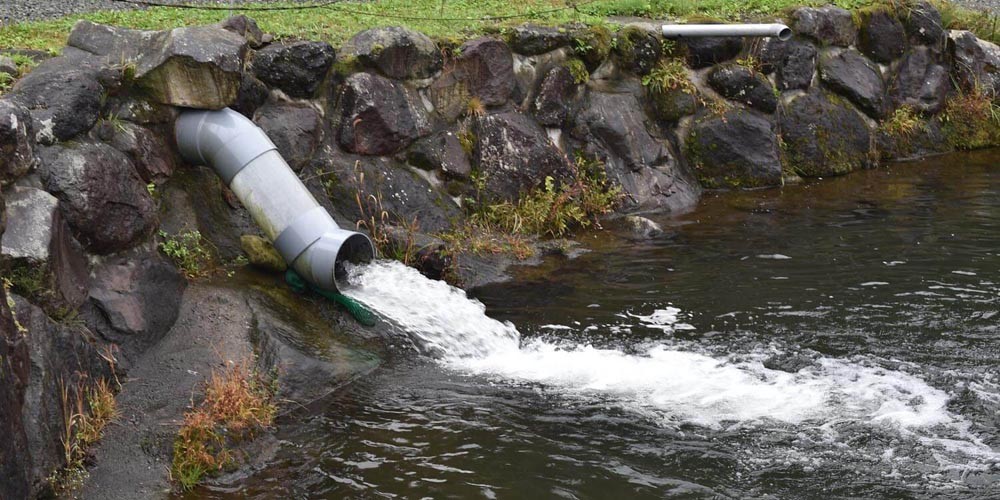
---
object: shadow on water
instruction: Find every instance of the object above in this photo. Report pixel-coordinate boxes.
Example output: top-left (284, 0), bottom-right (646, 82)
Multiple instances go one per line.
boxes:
top-left (197, 150), bottom-right (1000, 499)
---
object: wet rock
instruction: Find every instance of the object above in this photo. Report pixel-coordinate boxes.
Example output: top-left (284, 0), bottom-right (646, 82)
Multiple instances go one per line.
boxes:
top-left (761, 37), bottom-right (817, 91)
top-left (407, 130), bottom-right (471, 180)
top-left (0, 99), bottom-right (34, 183)
top-left (876, 118), bottom-right (951, 161)
top-left (12, 294), bottom-right (113, 489)
top-left (576, 92), bottom-right (700, 213)
top-left (707, 64), bottom-right (778, 113)
top-left (240, 234), bottom-right (286, 273)
top-left (337, 72), bottom-right (430, 156)
top-left (686, 110), bottom-right (782, 189)
top-left (763, 353), bottom-right (816, 373)
top-left (890, 46), bottom-right (949, 114)
top-left (253, 41), bottom-right (335, 98)
top-left (97, 121), bottom-right (176, 184)
top-left (780, 90), bottom-right (873, 177)
top-left (343, 26), bottom-right (442, 80)
top-left (905, 1), bottom-right (946, 47)
top-left (254, 101), bottom-right (323, 172)
top-left (318, 152), bottom-right (461, 233)
top-left (39, 141), bottom-right (158, 254)
top-left (819, 48), bottom-right (886, 119)
top-left (623, 215), bottom-right (663, 239)
top-left (510, 47), bottom-right (572, 110)
top-left (472, 111), bottom-right (571, 201)
top-left (218, 15), bottom-right (266, 49)
top-left (8, 53), bottom-right (103, 144)
top-left (533, 65), bottom-right (576, 126)
top-left (679, 36), bottom-right (743, 69)
top-left (83, 251), bottom-right (186, 351)
top-left (648, 87), bottom-right (699, 123)
top-left (613, 26), bottom-right (661, 76)
top-left (0, 285), bottom-right (30, 500)
top-left (0, 186), bottom-right (89, 309)
top-left (948, 30), bottom-right (1000, 97)
top-left (0, 56), bottom-right (17, 78)
top-left (858, 9), bottom-right (907, 63)
top-left (455, 37), bottom-right (515, 106)
top-left (508, 24), bottom-right (572, 55)
top-left (384, 227), bottom-right (452, 280)
top-left (233, 73), bottom-right (269, 119)
top-left (791, 5), bottom-right (857, 47)
top-left (68, 21), bottom-right (248, 109)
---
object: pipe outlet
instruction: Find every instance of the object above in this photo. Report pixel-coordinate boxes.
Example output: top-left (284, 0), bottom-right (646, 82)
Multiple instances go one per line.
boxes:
top-left (175, 108), bottom-right (375, 292)
top-left (661, 23), bottom-right (792, 41)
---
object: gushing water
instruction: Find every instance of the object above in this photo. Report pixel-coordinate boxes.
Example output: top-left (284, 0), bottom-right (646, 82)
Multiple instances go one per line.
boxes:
top-left (344, 260), bottom-right (999, 467)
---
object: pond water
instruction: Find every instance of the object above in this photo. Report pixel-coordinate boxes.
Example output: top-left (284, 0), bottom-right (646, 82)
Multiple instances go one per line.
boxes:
top-left (221, 150), bottom-right (998, 499)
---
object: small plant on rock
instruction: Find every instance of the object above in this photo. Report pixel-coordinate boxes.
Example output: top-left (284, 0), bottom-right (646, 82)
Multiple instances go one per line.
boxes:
top-left (158, 230), bottom-right (215, 279)
top-left (881, 105), bottom-right (922, 138)
top-left (940, 87), bottom-right (1000, 149)
top-left (465, 96), bottom-right (486, 118)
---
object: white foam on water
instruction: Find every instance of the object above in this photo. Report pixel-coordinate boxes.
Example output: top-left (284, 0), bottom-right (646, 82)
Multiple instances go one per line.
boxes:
top-left (344, 261), bottom-right (999, 468)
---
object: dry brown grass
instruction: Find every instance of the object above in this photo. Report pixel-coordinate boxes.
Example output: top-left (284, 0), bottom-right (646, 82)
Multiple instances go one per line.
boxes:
top-left (171, 361), bottom-right (277, 491)
top-left (50, 377), bottom-right (120, 495)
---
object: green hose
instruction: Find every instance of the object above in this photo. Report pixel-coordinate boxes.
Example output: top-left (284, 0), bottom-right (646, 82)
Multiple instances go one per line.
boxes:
top-left (285, 270), bottom-right (377, 326)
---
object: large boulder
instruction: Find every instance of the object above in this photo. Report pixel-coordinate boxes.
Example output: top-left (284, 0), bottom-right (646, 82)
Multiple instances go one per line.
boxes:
top-left (0, 99), bottom-right (34, 183)
top-left (532, 65), bottom-right (577, 126)
top-left (252, 41), bottom-right (335, 98)
top-left (254, 101), bottom-right (324, 172)
top-left (472, 111), bottom-right (571, 201)
top-left (686, 110), bottom-right (782, 189)
top-left (0, 286), bottom-right (30, 500)
top-left (575, 92), bottom-right (700, 213)
top-left (454, 37), bottom-right (515, 107)
top-left (0, 186), bottom-right (90, 309)
top-left (68, 20), bottom-right (248, 108)
top-left (39, 141), bottom-right (158, 254)
top-left (889, 46), bottom-right (949, 114)
top-left (761, 37), bottom-right (818, 91)
top-left (948, 30), bottom-right (1000, 97)
top-left (707, 64), bottom-right (778, 113)
top-left (12, 294), bottom-right (113, 491)
top-left (679, 36), bottom-right (743, 69)
top-left (905, 1), bottom-right (946, 47)
top-left (791, 6), bottom-right (857, 47)
top-left (510, 47), bottom-right (572, 111)
top-left (857, 9), bottom-right (907, 63)
top-left (8, 53), bottom-right (103, 144)
top-left (779, 90), bottom-right (874, 177)
top-left (819, 48), bottom-right (887, 118)
top-left (337, 72), bottom-right (430, 155)
top-left (342, 26), bottom-right (442, 80)
top-left (93, 120), bottom-right (176, 184)
top-left (507, 24), bottom-right (572, 55)
top-left (82, 251), bottom-right (186, 352)
top-left (407, 130), bottom-right (472, 180)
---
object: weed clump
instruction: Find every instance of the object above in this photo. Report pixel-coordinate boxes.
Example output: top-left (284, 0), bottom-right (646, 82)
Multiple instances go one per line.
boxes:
top-left (171, 361), bottom-right (276, 491)
top-left (881, 105), bottom-right (922, 139)
top-left (939, 89), bottom-right (1000, 149)
top-left (158, 230), bottom-right (215, 279)
top-left (48, 378), bottom-right (119, 496)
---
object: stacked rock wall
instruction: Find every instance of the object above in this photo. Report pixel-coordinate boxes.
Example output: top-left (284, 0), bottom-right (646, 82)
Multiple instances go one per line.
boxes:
top-left (1, 3), bottom-right (999, 495)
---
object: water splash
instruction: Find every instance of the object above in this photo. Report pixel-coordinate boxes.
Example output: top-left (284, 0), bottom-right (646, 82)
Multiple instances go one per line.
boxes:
top-left (344, 260), bottom-right (999, 464)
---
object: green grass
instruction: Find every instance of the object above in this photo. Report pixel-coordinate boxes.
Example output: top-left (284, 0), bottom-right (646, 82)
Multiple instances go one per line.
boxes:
top-left (5, 0), bottom-right (995, 52)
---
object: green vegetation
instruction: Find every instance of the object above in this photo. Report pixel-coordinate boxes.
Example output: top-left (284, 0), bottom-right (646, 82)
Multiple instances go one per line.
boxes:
top-left (0, 0), bottom-right (995, 52)
top-left (642, 58), bottom-right (696, 96)
top-left (939, 89), bottom-right (1000, 150)
top-left (469, 154), bottom-right (621, 238)
top-left (1, 263), bottom-right (50, 300)
top-left (171, 361), bottom-right (276, 491)
top-left (564, 58), bottom-right (590, 84)
top-left (881, 105), bottom-right (922, 139)
top-left (158, 230), bottom-right (215, 279)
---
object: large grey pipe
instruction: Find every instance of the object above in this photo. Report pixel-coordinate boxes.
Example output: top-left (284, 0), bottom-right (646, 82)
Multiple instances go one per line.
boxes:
top-left (662, 23), bottom-right (792, 41)
top-left (175, 108), bottom-right (374, 292)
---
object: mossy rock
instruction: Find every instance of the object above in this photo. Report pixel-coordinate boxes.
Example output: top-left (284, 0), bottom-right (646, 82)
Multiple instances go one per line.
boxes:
top-left (240, 235), bottom-right (287, 273)
top-left (779, 90), bottom-right (874, 177)
top-left (573, 25), bottom-right (612, 70)
top-left (648, 87), bottom-right (698, 123)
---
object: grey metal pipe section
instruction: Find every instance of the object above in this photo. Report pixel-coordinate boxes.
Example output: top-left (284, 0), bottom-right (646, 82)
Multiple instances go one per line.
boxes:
top-left (662, 23), bottom-right (792, 41)
top-left (175, 108), bottom-right (375, 292)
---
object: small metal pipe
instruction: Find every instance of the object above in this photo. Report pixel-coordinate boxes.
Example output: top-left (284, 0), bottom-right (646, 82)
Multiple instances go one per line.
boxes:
top-left (662, 23), bottom-right (793, 41)
top-left (175, 108), bottom-right (375, 292)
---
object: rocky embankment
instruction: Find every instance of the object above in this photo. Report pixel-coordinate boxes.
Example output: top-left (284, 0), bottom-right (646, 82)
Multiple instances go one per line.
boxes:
top-left (1, 3), bottom-right (999, 497)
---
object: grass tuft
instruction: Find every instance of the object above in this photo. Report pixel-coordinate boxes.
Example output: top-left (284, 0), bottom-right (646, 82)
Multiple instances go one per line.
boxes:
top-left (939, 88), bottom-right (1000, 150)
top-left (158, 230), bottom-right (216, 279)
top-left (171, 361), bottom-right (276, 491)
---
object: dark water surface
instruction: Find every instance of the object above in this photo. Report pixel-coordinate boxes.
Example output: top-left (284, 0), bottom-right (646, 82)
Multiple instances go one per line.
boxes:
top-left (216, 151), bottom-right (999, 499)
